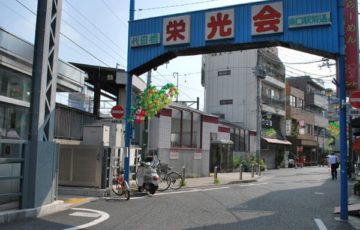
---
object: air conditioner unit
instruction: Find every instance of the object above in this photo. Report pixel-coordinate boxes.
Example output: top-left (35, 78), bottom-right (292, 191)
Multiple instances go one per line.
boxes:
top-left (82, 125), bottom-right (110, 146)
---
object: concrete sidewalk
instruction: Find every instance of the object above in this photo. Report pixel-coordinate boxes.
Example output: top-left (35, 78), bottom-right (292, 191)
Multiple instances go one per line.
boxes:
top-left (185, 172), bottom-right (259, 188)
top-left (128, 171), bottom-right (259, 190)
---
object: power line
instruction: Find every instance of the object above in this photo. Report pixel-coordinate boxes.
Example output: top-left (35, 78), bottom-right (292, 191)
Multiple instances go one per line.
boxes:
top-left (15, 0), bottom-right (35, 14)
top-left (60, 33), bottom-right (111, 67)
top-left (62, 10), bottom-right (126, 62)
top-left (100, 0), bottom-right (128, 27)
top-left (14, 0), bottom-right (113, 67)
top-left (259, 49), bottom-right (335, 78)
top-left (61, 19), bottom-right (121, 64)
top-left (137, 0), bottom-right (220, 11)
top-left (64, 0), bottom-right (126, 54)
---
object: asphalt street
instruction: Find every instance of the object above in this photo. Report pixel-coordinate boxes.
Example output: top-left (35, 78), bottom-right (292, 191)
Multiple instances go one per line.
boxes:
top-left (1, 167), bottom-right (356, 230)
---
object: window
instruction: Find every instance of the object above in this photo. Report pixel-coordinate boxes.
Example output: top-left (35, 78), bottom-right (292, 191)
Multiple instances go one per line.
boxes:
top-left (0, 102), bottom-right (30, 140)
top-left (298, 99), bottom-right (304, 109)
top-left (0, 66), bottom-right (31, 102)
top-left (244, 130), bottom-right (249, 151)
top-left (171, 109), bottom-right (181, 147)
top-left (182, 111), bottom-right (192, 147)
top-left (220, 99), bottom-right (233, 105)
top-left (306, 124), bottom-right (313, 135)
top-left (289, 95), bottom-right (296, 107)
top-left (170, 108), bottom-right (200, 148)
top-left (239, 129), bottom-right (245, 151)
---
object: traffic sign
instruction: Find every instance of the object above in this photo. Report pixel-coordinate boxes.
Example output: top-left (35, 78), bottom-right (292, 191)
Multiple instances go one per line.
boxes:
top-left (111, 105), bottom-right (124, 119)
top-left (350, 91), bottom-right (360, 108)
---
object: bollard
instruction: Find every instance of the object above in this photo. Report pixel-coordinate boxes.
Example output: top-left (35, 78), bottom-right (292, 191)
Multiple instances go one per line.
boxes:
top-left (239, 164), bottom-right (243, 180)
top-left (182, 166), bottom-right (186, 185)
top-left (214, 166), bottom-right (218, 183)
top-left (251, 164), bottom-right (254, 178)
top-left (255, 163), bottom-right (259, 175)
top-left (259, 164), bottom-right (261, 176)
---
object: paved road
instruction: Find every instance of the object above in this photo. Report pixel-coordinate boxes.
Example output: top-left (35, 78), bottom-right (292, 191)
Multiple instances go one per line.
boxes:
top-left (1, 167), bottom-right (355, 230)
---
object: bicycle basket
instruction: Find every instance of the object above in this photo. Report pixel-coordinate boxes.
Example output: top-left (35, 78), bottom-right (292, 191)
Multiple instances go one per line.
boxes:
top-left (160, 163), bottom-right (169, 173)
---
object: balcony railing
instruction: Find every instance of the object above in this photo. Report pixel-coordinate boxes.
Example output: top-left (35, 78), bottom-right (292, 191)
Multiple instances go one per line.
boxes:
top-left (261, 95), bottom-right (284, 108)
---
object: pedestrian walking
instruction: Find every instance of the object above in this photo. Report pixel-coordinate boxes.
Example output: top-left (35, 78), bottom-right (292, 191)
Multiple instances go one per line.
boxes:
top-left (328, 153), bottom-right (339, 180)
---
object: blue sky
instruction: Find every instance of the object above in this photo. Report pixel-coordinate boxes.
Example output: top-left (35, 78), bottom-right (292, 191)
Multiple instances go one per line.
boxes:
top-left (0, 0), bottom-right (337, 110)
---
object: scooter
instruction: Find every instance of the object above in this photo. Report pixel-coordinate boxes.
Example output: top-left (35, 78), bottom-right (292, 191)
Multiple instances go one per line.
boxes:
top-left (136, 161), bottom-right (159, 194)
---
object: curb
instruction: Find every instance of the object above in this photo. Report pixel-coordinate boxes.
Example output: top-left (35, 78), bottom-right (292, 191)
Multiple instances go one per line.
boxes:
top-left (0, 200), bottom-right (66, 224)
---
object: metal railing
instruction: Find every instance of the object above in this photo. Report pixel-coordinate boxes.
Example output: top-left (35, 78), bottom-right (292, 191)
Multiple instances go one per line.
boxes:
top-left (261, 95), bottom-right (284, 108)
top-left (0, 139), bottom-right (27, 210)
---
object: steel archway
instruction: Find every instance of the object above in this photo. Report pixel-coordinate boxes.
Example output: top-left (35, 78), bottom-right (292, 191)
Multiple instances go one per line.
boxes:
top-left (126, 0), bottom-right (351, 220)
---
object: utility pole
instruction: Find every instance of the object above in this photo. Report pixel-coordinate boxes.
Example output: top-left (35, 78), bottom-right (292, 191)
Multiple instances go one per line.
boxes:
top-left (141, 70), bottom-right (151, 161)
top-left (124, 0), bottom-right (135, 183)
top-left (255, 66), bottom-right (266, 167)
top-left (173, 72), bottom-right (179, 102)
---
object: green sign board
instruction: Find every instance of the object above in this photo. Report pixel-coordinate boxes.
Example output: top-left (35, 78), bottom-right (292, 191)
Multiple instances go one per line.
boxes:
top-left (288, 12), bottom-right (331, 28)
top-left (130, 33), bottom-right (160, 47)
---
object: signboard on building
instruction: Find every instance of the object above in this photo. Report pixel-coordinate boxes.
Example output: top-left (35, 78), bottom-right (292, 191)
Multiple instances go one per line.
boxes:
top-left (170, 151), bottom-right (179, 159)
top-left (286, 120), bottom-right (292, 136)
top-left (205, 9), bottom-right (234, 40)
top-left (344, 0), bottom-right (359, 94)
top-left (163, 15), bottom-right (191, 46)
top-left (288, 12), bottom-right (331, 28)
top-left (130, 33), bottom-right (160, 47)
top-left (251, 2), bottom-right (283, 36)
top-left (350, 91), bottom-right (360, 108)
top-left (194, 151), bottom-right (202, 160)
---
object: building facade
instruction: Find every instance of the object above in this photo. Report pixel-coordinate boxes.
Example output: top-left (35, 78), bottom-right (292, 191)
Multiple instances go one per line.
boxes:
top-left (202, 48), bottom-right (290, 169)
top-left (286, 76), bottom-right (329, 165)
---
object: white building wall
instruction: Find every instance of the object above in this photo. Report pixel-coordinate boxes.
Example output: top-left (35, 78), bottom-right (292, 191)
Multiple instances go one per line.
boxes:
top-left (149, 115), bottom-right (172, 150)
top-left (203, 51), bottom-right (258, 130)
top-left (202, 122), bottom-right (218, 150)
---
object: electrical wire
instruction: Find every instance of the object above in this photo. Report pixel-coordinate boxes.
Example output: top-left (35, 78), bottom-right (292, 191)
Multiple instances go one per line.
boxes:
top-left (60, 33), bottom-right (111, 67)
top-left (64, 0), bottom-right (126, 54)
top-left (100, 0), bottom-right (128, 27)
top-left (13, 0), bottom-right (113, 67)
top-left (137, 0), bottom-right (220, 11)
top-left (61, 19), bottom-right (121, 64)
top-left (62, 8), bottom-right (127, 65)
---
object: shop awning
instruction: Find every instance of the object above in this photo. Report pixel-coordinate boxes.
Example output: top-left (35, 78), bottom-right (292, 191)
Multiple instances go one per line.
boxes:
top-left (263, 138), bottom-right (292, 145)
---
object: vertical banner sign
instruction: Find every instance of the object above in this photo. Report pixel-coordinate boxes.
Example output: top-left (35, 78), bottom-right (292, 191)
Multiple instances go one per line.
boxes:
top-left (344, 0), bottom-right (359, 95)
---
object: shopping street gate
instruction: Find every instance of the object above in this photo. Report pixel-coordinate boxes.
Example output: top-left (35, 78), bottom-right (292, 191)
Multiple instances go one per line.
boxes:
top-left (128, 0), bottom-right (340, 76)
top-left (126, 0), bottom-right (356, 220)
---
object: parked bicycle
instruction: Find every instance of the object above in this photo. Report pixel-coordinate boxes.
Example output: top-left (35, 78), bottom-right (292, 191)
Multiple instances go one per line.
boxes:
top-left (153, 159), bottom-right (183, 191)
top-left (112, 169), bottom-right (131, 200)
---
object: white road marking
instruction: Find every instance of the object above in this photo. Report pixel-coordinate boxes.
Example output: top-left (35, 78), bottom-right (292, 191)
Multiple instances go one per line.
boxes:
top-left (314, 192), bottom-right (324, 195)
top-left (63, 208), bottom-right (109, 230)
top-left (239, 182), bottom-right (268, 187)
top-left (69, 211), bottom-right (101, 218)
top-left (130, 182), bottom-right (268, 200)
top-left (314, 218), bottom-right (328, 230)
top-left (130, 186), bottom-right (230, 200)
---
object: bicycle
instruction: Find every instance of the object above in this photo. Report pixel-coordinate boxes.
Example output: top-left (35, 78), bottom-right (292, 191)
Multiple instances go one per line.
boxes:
top-left (112, 170), bottom-right (131, 200)
top-left (153, 159), bottom-right (183, 191)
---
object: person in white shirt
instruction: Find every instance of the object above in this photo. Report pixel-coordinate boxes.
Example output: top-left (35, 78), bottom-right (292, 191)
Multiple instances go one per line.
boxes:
top-left (328, 153), bottom-right (339, 180)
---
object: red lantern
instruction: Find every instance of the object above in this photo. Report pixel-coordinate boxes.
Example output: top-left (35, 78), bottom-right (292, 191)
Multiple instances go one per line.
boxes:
top-left (135, 109), bottom-right (146, 124)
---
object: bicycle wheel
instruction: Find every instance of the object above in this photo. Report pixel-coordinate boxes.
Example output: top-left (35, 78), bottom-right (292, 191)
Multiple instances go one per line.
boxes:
top-left (168, 172), bottom-right (183, 190)
top-left (157, 172), bottom-right (171, 191)
top-left (112, 181), bottom-right (124, 196)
